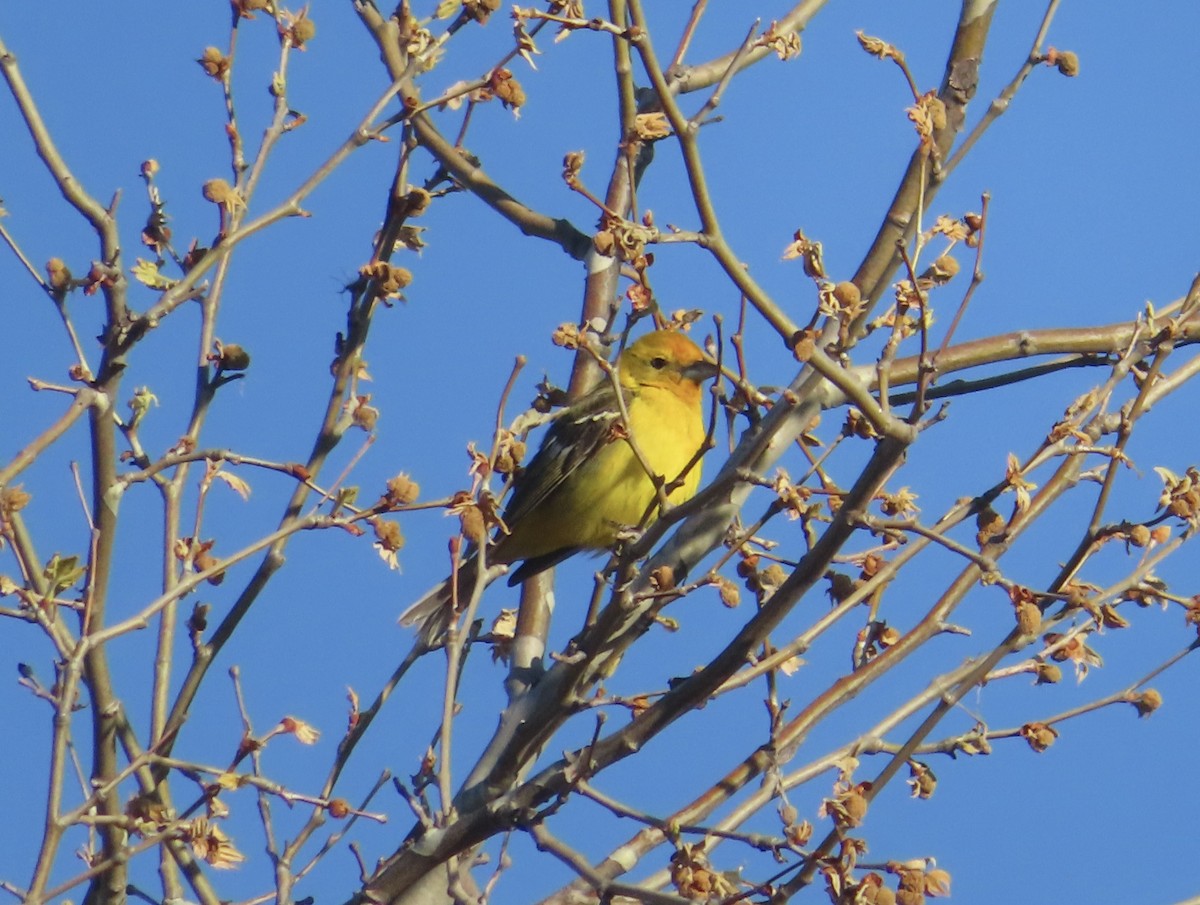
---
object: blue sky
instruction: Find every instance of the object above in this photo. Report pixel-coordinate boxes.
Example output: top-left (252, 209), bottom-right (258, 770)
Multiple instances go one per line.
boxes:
top-left (2, 3), bottom-right (1199, 904)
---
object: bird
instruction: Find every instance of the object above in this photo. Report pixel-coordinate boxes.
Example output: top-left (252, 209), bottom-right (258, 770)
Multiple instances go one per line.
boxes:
top-left (400, 329), bottom-right (717, 646)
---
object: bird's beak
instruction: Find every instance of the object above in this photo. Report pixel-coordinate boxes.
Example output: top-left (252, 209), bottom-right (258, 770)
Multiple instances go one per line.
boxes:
top-left (683, 358), bottom-right (720, 382)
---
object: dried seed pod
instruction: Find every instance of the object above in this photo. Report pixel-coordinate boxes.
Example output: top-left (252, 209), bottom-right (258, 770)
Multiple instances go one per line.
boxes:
top-left (290, 14), bottom-right (316, 46)
top-left (46, 258), bottom-right (73, 293)
top-left (1132, 688), bottom-right (1162, 717)
top-left (385, 473), bottom-right (420, 507)
top-left (1020, 721), bottom-right (1058, 752)
top-left (832, 280), bottom-right (862, 309)
top-left (1015, 600), bottom-right (1041, 636)
top-left (1127, 524), bottom-right (1151, 547)
top-left (1034, 662), bottom-right (1062, 684)
top-left (1054, 49), bottom-right (1080, 76)
top-left (216, 343), bottom-right (251, 372)
top-left (197, 47), bottom-right (229, 79)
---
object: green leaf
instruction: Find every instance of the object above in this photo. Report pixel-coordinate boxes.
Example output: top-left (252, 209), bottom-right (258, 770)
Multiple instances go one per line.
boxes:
top-left (43, 553), bottom-right (86, 595)
top-left (131, 258), bottom-right (177, 290)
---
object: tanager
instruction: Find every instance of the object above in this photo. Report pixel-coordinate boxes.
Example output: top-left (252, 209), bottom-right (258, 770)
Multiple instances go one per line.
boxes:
top-left (401, 330), bottom-right (717, 645)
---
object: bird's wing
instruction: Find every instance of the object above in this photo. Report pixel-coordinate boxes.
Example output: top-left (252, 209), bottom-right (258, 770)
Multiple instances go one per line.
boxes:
top-left (504, 548), bottom-right (578, 587)
top-left (398, 556), bottom-right (510, 647)
top-left (499, 382), bottom-right (630, 530)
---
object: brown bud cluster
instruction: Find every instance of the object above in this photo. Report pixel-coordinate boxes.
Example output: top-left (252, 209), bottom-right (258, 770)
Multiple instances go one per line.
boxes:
top-left (46, 258), bottom-right (73, 294)
top-left (1156, 465), bottom-right (1200, 526)
top-left (877, 485), bottom-right (918, 517)
top-left (844, 408), bottom-right (879, 440)
top-left (856, 873), bottom-right (897, 905)
top-left (142, 204), bottom-right (172, 253)
top-left (232, 0), bottom-right (271, 18)
top-left (372, 518), bottom-right (405, 553)
top-left (351, 395), bottom-right (379, 431)
top-left (761, 22), bottom-right (802, 61)
top-left (1008, 585), bottom-right (1042, 635)
top-left (782, 229), bottom-right (825, 278)
top-left (1186, 597), bottom-right (1200, 635)
top-left (382, 473), bottom-right (420, 508)
top-left (1034, 662), bottom-right (1062, 684)
top-left (183, 240), bottom-right (209, 272)
top-left (213, 342), bottom-right (251, 372)
top-left (1046, 47), bottom-right (1080, 77)
top-left (1126, 523), bottom-right (1152, 547)
top-left (288, 12), bottom-right (316, 47)
top-left (855, 31), bottom-right (902, 62)
top-left (633, 112), bottom-right (671, 141)
top-left (594, 217), bottom-right (657, 263)
top-left (464, 0), bottom-right (501, 22)
top-left (669, 844), bottom-right (737, 900)
top-left (975, 505), bottom-right (1005, 548)
top-left (550, 323), bottom-right (581, 349)
top-left (359, 261), bottom-right (413, 301)
top-left (488, 608), bottom-right (517, 664)
top-left (920, 254), bottom-right (960, 285)
top-left (714, 574), bottom-right (740, 608)
top-left (175, 538), bottom-right (225, 585)
top-left (197, 47), bottom-right (229, 79)
top-left (790, 327), bottom-right (818, 362)
top-left (202, 178), bottom-right (244, 211)
top-left (1020, 721), bottom-right (1059, 752)
top-left (82, 261), bottom-right (117, 296)
top-left (1131, 688), bottom-right (1162, 718)
top-left (187, 602), bottom-right (210, 640)
top-left (448, 491), bottom-right (490, 544)
top-left (825, 571), bottom-right (856, 604)
top-left (825, 782), bottom-right (871, 829)
top-left (907, 761), bottom-right (937, 799)
top-left (731, 549), bottom-right (788, 604)
top-left (489, 68), bottom-right (525, 110)
top-left (832, 280), bottom-right (861, 310)
top-left (1, 485), bottom-right (32, 519)
top-left (907, 91), bottom-right (946, 149)
top-left (397, 187), bottom-right (431, 218)
top-left (493, 434), bottom-right (526, 476)
top-left (562, 150), bottom-right (585, 188)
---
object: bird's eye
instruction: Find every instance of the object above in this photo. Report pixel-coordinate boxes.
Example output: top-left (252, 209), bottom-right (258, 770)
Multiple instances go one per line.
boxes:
top-left (650, 356), bottom-right (668, 369)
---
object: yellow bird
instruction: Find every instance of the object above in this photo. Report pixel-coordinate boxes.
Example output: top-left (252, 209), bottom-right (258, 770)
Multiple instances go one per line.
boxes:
top-left (401, 330), bottom-right (717, 645)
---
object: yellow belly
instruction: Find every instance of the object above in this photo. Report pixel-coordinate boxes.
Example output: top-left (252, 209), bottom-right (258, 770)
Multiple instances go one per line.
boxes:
top-left (502, 385), bottom-right (704, 561)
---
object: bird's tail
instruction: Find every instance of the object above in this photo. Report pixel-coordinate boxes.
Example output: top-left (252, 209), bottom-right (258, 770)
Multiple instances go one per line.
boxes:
top-left (398, 556), bottom-right (507, 648)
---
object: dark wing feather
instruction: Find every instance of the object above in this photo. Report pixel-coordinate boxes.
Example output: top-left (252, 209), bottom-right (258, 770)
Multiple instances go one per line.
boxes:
top-left (505, 549), bottom-right (578, 586)
top-left (500, 381), bottom-right (629, 529)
